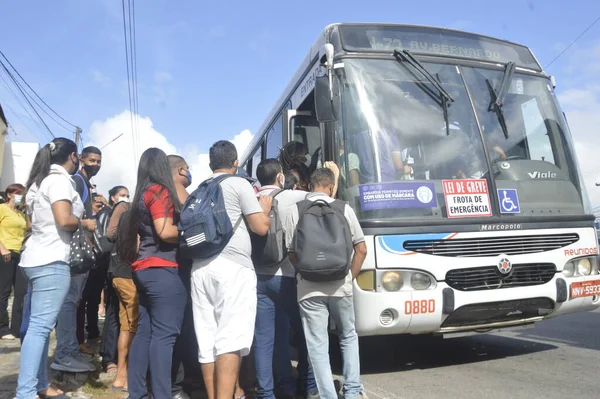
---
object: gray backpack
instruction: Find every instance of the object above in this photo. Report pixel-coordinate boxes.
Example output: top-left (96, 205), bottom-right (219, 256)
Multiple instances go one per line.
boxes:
top-left (250, 189), bottom-right (286, 270)
top-left (293, 198), bottom-right (353, 282)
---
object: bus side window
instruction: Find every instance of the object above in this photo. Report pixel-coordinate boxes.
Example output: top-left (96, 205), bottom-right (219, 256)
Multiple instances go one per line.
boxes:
top-left (251, 143), bottom-right (263, 180)
top-left (266, 114), bottom-right (284, 159)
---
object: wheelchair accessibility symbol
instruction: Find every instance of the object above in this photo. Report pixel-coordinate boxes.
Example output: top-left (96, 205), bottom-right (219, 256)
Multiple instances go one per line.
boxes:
top-left (497, 189), bottom-right (520, 214)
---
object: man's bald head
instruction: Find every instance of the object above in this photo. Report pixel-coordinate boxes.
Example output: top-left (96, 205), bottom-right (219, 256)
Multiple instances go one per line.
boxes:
top-left (168, 155), bottom-right (187, 170)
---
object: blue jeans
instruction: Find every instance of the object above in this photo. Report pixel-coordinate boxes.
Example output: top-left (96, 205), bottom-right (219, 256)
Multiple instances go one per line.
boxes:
top-left (15, 262), bottom-right (71, 399)
top-left (299, 296), bottom-right (363, 399)
top-left (129, 267), bottom-right (187, 399)
top-left (254, 275), bottom-right (316, 399)
top-left (20, 284), bottom-right (32, 344)
top-left (55, 272), bottom-right (88, 362)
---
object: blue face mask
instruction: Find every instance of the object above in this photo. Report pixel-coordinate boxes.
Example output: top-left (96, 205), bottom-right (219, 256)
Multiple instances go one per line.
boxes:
top-left (185, 170), bottom-right (192, 186)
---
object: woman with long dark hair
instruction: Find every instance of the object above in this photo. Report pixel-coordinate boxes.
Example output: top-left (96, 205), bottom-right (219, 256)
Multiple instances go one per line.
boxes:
top-left (279, 142), bottom-right (311, 191)
top-left (117, 148), bottom-right (186, 399)
top-left (16, 138), bottom-right (95, 399)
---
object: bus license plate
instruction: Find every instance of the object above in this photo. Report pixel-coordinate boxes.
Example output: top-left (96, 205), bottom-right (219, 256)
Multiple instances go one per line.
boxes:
top-left (570, 280), bottom-right (600, 299)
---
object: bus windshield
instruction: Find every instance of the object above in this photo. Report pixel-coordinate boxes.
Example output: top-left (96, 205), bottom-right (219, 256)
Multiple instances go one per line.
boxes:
top-left (337, 58), bottom-right (585, 222)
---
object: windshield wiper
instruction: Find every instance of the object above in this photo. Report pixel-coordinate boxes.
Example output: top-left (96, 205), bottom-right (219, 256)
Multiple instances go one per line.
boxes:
top-left (485, 61), bottom-right (516, 139)
top-left (394, 49), bottom-right (455, 135)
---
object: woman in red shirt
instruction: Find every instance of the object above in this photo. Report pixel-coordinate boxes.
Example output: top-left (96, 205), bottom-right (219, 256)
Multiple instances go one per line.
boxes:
top-left (117, 148), bottom-right (186, 399)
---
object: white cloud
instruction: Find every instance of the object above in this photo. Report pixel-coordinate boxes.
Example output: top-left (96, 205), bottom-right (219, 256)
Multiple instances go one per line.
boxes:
top-left (84, 110), bottom-right (253, 196)
top-left (180, 129), bottom-right (253, 192)
top-left (559, 86), bottom-right (600, 210)
top-left (557, 42), bottom-right (600, 212)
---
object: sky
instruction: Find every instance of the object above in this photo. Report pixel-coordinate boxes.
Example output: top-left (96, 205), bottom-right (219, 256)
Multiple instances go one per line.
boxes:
top-left (1, 0), bottom-right (600, 207)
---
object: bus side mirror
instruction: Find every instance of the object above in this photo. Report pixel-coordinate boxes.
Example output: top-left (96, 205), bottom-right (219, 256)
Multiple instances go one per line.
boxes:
top-left (315, 74), bottom-right (339, 122)
top-left (315, 43), bottom-right (339, 123)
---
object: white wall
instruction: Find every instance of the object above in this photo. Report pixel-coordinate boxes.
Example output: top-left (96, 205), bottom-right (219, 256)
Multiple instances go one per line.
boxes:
top-left (0, 142), bottom-right (40, 190)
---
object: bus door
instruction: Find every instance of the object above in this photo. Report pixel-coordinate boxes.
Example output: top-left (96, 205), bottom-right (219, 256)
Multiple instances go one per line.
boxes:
top-left (284, 109), bottom-right (323, 172)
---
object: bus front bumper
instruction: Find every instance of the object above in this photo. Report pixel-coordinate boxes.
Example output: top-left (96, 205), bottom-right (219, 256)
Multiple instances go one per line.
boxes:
top-left (352, 274), bottom-right (600, 337)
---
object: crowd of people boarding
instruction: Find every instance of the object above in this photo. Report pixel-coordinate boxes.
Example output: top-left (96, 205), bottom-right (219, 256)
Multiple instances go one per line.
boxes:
top-left (0, 136), bottom-right (368, 399)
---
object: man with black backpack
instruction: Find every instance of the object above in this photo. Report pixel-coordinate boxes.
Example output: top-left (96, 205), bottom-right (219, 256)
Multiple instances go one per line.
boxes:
top-left (185, 140), bottom-right (272, 399)
top-left (284, 166), bottom-right (368, 399)
top-left (252, 158), bottom-right (317, 399)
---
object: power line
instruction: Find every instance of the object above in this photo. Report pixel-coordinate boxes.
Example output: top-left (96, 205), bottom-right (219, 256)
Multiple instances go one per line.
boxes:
top-left (0, 50), bottom-right (78, 129)
top-left (0, 94), bottom-right (39, 139)
top-left (2, 74), bottom-right (72, 133)
top-left (545, 15), bottom-right (600, 69)
top-left (0, 74), bottom-right (51, 140)
top-left (131, 0), bottom-right (140, 158)
top-left (0, 60), bottom-right (55, 139)
top-left (121, 0), bottom-right (139, 164)
top-left (100, 133), bottom-right (124, 149)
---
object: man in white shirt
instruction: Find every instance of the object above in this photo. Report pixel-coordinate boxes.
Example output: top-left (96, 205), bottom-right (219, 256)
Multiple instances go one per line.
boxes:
top-left (253, 158), bottom-right (317, 399)
top-left (190, 140), bottom-right (272, 399)
top-left (284, 167), bottom-right (368, 399)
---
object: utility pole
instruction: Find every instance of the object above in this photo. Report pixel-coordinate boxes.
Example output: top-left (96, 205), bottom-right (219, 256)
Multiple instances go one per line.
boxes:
top-left (74, 126), bottom-right (82, 148)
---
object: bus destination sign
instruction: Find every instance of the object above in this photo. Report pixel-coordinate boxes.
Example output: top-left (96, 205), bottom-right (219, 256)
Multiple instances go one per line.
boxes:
top-left (339, 25), bottom-right (541, 70)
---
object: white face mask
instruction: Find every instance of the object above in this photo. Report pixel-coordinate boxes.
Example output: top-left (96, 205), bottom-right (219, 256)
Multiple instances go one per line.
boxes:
top-left (117, 196), bottom-right (130, 203)
top-left (13, 195), bottom-right (23, 205)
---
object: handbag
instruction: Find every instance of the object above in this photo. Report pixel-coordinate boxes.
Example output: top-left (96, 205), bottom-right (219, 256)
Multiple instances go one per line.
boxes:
top-left (92, 228), bottom-right (113, 258)
top-left (70, 221), bottom-right (96, 274)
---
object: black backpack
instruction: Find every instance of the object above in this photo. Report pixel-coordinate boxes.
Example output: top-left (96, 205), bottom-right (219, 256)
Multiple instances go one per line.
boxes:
top-left (293, 198), bottom-right (353, 282)
top-left (250, 189), bottom-right (285, 271)
top-left (92, 205), bottom-right (114, 259)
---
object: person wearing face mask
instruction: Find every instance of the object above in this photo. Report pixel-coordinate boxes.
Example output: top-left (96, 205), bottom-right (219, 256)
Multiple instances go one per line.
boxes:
top-left (167, 155), bottom-right (197, 399)
top-left (91, 186), bottom-right (130, 385)
top-left (102, 186), bottom-right (137, 392)
top-left (0, 183), bottom-right (28, 341)
top-left (16, 138), bottom-right (95, 399)
top-left (52, 146), bottom-right (103, 374)
top-left (252, 158), bottom-right (318, 399)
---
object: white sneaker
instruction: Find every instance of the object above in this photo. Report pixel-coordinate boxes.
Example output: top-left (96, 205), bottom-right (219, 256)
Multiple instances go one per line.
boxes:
top-left (1, 334), bottom-right (16, 340)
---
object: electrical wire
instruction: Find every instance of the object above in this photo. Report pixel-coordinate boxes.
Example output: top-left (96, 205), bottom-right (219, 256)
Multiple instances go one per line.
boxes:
top-left (0, 74), bottom-right (51, 140)
top-left (545, 15), bottom-right (600, 69)
top-left (121, 0), bottom-right (139, 164)
top-left (130, 0), bottom-right (140, 155)
top-left (0, 60), bottom-right (55, 139)
top-left (0, 94), bottom-right (40, 140)
top-left (0, 50), bottom-right (78, 129)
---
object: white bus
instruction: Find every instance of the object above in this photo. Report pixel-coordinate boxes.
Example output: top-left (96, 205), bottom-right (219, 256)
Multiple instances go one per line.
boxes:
top-left (240, 23), bottom-right (600, 337)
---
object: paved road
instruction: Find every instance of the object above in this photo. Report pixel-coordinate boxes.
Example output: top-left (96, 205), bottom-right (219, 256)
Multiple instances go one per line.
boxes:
top-left (335, 309), bottom-right (600, 399)
top-left (1, 309), bottom-right (598, 398)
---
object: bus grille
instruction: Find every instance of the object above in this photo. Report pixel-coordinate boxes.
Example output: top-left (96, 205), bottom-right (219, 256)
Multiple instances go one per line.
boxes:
top-left (403, 233), bottom-right (579, 257)
top-left (441, 298), bottom-right (555, 328)
top-left (445, 263), bottom-right (556, 291)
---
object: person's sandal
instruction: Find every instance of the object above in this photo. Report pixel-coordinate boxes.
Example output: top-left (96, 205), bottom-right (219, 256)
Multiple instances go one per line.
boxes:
top-left (37, 389), bottom-right (68, 399)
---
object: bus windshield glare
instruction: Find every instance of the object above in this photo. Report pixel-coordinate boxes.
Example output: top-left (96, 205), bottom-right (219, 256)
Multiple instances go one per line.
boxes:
top-left (337, 58), bottom-right (585, 221)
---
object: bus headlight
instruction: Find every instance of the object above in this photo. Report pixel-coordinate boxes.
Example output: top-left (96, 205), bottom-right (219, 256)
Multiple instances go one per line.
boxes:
top-left (382, 271), bottom-right (403, 292)
top-left (356, 271), bottom-right (375, 291)
top-left (411, 272), bottom-right (432, 290)
top-left (577, 258), bottom-right (592, 276)
top-left (563, 261), bottom-right (575, 277)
